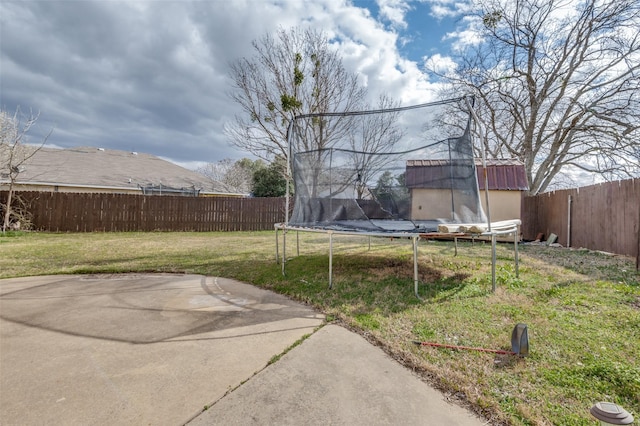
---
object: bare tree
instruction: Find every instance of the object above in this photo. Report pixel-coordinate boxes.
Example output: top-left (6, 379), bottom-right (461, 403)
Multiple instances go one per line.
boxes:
top-left (0, 108), bottom-right (51, 232)
top-left (225, 26), bottom-right (367, 163)
top-left (429, 0), bottom-right (640, 194)
top-left (348, 94), bottom-right (404, 198)
top-left (197, 158), bottom-right (263, 194)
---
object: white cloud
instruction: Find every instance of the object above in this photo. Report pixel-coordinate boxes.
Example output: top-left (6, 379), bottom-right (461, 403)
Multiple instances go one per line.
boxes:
top-left (377, 0), bottom-right (412, 29)
top-left (443, 14), bottom-right (484, 51)
top-left (420, 0), bottom-right (471, 19)
top-left (430, 4), bottom-right (456, 18)
top-left (423, 53), bottom-right (457, 75)
top-left (325, 4), bottom-right (440, 105)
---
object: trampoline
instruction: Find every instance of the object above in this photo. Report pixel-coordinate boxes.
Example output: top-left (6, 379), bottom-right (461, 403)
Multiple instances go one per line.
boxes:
top-left (275, 97), bottom-right (520, 297)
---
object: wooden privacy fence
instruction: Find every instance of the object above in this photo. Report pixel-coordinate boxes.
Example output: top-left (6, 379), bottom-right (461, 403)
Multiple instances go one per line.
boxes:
top-left (1, 191), bottom-right (287, 232)
top-left (522, 178), bottom-right (639, 262)
top-left (4, 180), bottom-right (639, 262)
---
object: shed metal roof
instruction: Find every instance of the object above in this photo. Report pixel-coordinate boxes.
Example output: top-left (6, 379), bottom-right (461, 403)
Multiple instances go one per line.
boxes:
top-left (476, 160), bottom-right (529, 191)
top-left (405, 159), bottom-right (529, 191)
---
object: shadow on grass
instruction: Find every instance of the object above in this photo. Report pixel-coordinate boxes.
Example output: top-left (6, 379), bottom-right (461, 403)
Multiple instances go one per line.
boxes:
top-left (224, 253), bottom-right (484, 316)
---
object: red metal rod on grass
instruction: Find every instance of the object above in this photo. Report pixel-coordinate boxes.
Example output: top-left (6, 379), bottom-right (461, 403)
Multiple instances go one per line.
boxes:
top-left (413, 340), bottom-right (517, 355)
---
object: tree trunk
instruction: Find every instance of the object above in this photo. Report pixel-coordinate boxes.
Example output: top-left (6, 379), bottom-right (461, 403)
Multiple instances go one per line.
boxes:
top-left (2, 179), bottom-right (14, 232)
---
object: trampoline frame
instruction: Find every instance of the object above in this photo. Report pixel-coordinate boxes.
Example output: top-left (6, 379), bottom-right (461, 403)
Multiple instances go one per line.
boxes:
top-left (274, 222), bottom-right (520, 298)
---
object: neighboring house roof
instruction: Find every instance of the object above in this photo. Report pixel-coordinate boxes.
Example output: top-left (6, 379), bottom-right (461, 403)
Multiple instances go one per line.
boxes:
top-left (405, 158), bottom-right (529, 191)
top-left (1, 146), bottom-right (238, 195)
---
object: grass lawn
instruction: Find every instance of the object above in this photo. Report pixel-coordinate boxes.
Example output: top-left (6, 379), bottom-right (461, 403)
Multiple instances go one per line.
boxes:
top-left (1, 230), bottom-right (638, 425)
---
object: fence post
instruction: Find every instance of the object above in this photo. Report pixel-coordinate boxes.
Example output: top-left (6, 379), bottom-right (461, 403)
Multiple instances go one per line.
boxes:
top-left (637, 195), bottom-right (639, 270)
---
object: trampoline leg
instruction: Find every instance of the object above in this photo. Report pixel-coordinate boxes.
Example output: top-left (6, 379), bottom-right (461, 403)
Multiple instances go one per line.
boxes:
top-left (296, 231), bottom-right (300, 256)
top-left (275, 227), bottom-right (280, 264)
top-left (454, 237), bottom-right (458, 256)
top-left (413, 236), bottom-right (421, 299)
top-left (329, 232), bottom-right (333, 289)
top-left (282, 229), bottom-right (287, 277)
top-left (514, 229), bottom-right (519, 278)
top-left (491, 233), bottom-right (497, 292)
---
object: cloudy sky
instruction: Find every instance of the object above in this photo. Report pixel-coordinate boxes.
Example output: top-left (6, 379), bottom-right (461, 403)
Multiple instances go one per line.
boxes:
top-left (1, 0), bottom-right (474, 169)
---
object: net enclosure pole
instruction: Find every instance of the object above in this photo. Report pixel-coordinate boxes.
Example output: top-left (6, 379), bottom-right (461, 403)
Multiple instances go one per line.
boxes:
top-left (465, 97), bottom-right (492, 233)
top-left (413, 236), bottom-right (421, 299)
top-left (282, 228), bottom-right (287, 276)
top-left (285, 118), bottom-right (294, 229)
top-left (514, 226), bottom-right (520, 278)
top-left (275, 225), bottom-right (279, 263)
top-left (491, 233), bottom-right (497, 292)
top-left (281, 118), bottom-right (296, 277)
top-left (329, 231), bottom-right (333, 289)
top-left (466, 96), bottom-right (498, 291)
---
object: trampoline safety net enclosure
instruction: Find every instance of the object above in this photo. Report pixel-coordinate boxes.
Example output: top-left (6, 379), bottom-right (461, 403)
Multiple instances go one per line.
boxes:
top-left (287, 97), bottom-right (487, 233)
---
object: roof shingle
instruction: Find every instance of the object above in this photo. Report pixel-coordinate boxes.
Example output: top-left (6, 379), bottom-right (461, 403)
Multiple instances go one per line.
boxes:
top-left (6, 146), bottom-right (227, 193)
